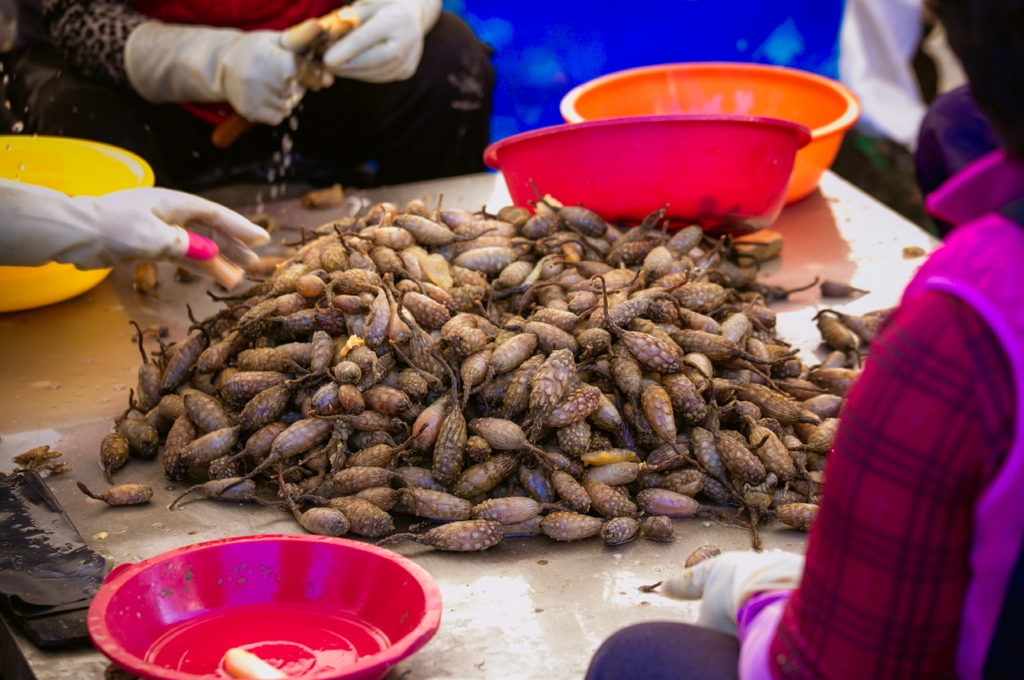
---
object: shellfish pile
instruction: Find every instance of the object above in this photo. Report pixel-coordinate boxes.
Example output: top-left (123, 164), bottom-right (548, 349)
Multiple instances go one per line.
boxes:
top-left (102, 198), bottom-right (884, 551)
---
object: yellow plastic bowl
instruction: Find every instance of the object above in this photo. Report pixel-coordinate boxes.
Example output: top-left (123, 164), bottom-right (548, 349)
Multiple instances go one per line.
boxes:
top-left (0, 136), bottom-right (155, 313)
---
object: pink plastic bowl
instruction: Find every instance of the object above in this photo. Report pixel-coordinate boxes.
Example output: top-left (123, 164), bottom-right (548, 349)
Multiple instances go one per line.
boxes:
top-left (87, 535), bottom-right (442, 680)
top-left (484, 114), bottom-right (811, 235)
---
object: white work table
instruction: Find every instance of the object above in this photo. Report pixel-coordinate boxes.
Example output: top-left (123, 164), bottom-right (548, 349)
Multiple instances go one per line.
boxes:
top-left (0, 170), bottom-right (936, 680)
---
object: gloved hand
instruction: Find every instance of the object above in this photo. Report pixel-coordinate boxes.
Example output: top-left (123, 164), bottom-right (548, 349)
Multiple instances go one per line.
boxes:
top-left (662, 550), bottom-right (804, 636)
top-left (125, 22), bottom-right (328, 125)
top-left (323, 0), bottom-right (441, 83)
top-left (0, 178), bottom-right (269, 284)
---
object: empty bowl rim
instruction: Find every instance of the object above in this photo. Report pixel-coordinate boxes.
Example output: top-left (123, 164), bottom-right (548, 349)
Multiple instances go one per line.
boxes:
top-left (484, 113), bottom-right (812, 170)
top-left (559, 62), bottom-right (860, 141)
top-left (87, 534), bottom-right (443, 680)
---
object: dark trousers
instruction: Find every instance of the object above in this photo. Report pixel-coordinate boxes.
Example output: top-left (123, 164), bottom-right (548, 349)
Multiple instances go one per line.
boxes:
top-left (585, 622), bottom-right (740, 680)
top-left (2, 12), bottom-right (493, 190)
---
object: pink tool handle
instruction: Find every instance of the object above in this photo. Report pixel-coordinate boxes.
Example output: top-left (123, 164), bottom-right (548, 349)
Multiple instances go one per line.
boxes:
top-left (185, 231), bottom-right (220, 261)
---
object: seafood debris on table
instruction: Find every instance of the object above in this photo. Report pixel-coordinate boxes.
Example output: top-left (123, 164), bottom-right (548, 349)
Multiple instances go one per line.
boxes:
top-left (4, 445), bottom-right (71, 477)
top-left (134, 262), bottom-right (160, 296)
top-left (300, 183), bottom-right (345, 209)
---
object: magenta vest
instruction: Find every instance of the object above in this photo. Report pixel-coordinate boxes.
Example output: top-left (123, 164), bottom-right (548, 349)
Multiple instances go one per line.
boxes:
top-left (903, 211), bottom-right (1024, 679)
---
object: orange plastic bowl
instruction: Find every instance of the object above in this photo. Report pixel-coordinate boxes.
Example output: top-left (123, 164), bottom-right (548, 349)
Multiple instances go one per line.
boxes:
top-left (485, 115), bottom-right (810, 235)
top-left (560, 62), bottom-right (860, 204)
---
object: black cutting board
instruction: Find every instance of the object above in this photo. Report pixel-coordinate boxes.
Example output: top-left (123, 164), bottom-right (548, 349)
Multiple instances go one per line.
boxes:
top-left (0, 472), bottom-right (108, 648)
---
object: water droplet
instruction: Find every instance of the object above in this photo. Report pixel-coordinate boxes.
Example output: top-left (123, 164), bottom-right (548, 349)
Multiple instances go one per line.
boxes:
top-left (113, 385), bottom-right (125, 391)
top-left (10, 122), bottom-right (22, 133)
top-left (17, 163), bottom-right (25, 170)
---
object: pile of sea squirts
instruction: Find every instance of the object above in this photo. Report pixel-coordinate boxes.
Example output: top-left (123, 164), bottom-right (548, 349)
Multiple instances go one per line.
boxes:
top-left (94, 198), bottom-right (885, 552)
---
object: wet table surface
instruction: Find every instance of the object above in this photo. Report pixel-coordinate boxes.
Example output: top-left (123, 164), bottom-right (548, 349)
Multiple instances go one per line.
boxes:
top-left (0, 171), bottom-right (937, 680)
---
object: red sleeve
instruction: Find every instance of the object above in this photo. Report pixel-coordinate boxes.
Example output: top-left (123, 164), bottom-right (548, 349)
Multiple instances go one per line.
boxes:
top-left (769, 290), bottom-right (1014, 678)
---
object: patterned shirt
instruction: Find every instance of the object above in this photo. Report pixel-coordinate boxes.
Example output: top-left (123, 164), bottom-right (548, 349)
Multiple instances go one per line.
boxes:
top-left (29, 0), bottom-right (149, 88)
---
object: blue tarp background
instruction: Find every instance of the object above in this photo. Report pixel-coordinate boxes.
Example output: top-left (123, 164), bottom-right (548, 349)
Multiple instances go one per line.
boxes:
top-left (443, 1), bottom-right (845, 142)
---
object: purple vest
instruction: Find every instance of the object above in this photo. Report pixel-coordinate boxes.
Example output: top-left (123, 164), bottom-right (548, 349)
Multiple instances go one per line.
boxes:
top-left (903, 213), bottom-right (1024, 680)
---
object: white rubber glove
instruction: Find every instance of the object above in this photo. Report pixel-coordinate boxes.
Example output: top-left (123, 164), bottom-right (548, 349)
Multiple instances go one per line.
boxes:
top-left (662, 550), bottom-right (804, 636)
top-left (322, 0), bottom-right (441, 83)
top-left (0, 178), bottom-right (269, 272)
top-left (125, 22), bottom-right (322, 125)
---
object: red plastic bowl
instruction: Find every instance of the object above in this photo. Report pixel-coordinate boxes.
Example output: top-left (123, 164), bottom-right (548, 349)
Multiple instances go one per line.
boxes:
top-left (484, 115), bottom-right (811, 235)
top-left (87, 535), bottom-right (442, 680)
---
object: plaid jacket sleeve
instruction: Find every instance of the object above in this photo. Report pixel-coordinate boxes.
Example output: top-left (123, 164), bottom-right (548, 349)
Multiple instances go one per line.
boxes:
top-left (768, 289), bottom-right (1014, 678)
